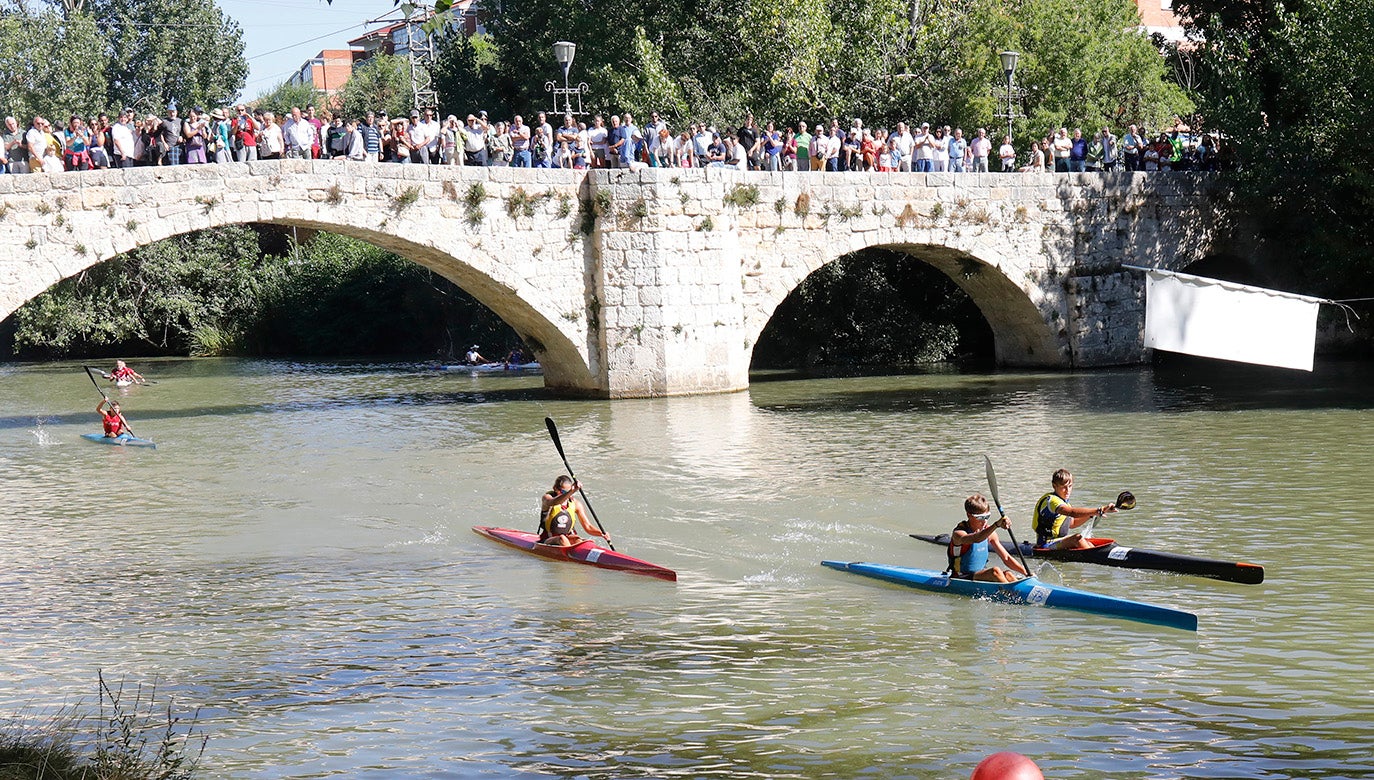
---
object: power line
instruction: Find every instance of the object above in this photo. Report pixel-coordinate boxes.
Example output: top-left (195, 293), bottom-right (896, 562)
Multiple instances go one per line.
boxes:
top-left (247, 22), bottom-right (368, 61)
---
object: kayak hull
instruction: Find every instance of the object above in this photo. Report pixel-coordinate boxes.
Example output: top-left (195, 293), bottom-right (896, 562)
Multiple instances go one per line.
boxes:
top-left (440, 362), bottom-right (542, 373)
top-left (81, 432), bottom-right (156, 449)
top-left (472, 526), bottom-right (676, 581)
top-left (822, 560), bottom-right (1197, 631)
top-left (911, 533), bottom-right (1264, 584)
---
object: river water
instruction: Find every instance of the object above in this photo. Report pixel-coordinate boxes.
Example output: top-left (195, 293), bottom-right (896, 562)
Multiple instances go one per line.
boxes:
top-left (1, 357), bottom-right (1370, 779)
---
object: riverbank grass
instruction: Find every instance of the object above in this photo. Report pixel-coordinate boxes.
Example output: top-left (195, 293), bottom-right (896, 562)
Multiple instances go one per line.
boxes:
top-left (0, 674), bottom-right (205, 780)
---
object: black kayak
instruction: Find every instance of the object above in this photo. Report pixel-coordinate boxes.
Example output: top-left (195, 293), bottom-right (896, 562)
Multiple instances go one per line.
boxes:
top-left (911, 533), bottom-right (1264, 585)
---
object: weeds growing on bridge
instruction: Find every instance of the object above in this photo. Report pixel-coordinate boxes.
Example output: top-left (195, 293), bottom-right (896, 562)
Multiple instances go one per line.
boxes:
top-left (723, 184), bottom-right (760, 208)
top-left (463, 183), bottom-right (486, 226)
top-left (391, 186), bottom-right (422, 214)
top-left (0, 671), bottom-right (207, 780)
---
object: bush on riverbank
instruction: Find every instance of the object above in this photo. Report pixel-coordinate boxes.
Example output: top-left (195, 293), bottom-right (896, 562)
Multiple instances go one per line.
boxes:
top-left (0, 674), bottom-right (205, 780)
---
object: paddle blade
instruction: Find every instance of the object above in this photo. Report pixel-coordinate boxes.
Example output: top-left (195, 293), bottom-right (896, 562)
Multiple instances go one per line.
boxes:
top-left (1116, 491), bottom-right (1137, 511)
top-left (545, 417), bottom-right (566, 458)
top-left (983, 455), bottom-right (1003, 513)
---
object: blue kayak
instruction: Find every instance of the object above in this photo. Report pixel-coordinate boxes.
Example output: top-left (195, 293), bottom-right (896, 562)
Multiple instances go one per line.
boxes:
top-left (439, 362), bottom-right (542, 373)
top-left (81, 432), bottom-right (157, 449)
top-left (821, 560), bottom-right (1197, 631)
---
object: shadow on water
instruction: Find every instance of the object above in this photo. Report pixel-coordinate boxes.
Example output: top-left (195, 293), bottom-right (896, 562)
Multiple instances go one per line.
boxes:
top-left (748, 357), bottom-right (1374, 415)
top-left (0, 387), bottom-right (550, 431)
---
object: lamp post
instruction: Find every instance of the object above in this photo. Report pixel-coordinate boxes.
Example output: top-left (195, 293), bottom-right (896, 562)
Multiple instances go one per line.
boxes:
top-left (546, 40), bottom-right (589, 116)
top-left (998, 50), bottom-right (1019, 143)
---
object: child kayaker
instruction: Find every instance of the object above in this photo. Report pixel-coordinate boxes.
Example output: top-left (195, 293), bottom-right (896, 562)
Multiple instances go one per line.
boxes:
top-left (538, 475), bottom-right (611, 548)
top-left (1033, 468), bottom-right (1117, 550)
top-left (96, 398), bottom-right (128, 438)
top-left (948, 493), bottom-right (1028, 583)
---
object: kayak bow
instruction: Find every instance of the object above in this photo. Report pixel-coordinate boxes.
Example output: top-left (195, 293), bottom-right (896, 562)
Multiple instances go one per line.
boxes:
top-left (911, 533), bottom-right (1264, 584)
top-left (822, 560), bottom-right (1197, 631)
top-left (81, 432), bottom-right (157, 449)
top-left (471, 526), bottom-right (676, 581)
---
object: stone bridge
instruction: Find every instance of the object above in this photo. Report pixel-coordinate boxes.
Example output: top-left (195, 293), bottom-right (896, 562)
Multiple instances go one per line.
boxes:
top-left (0, 163), bottom-right (1223, 397)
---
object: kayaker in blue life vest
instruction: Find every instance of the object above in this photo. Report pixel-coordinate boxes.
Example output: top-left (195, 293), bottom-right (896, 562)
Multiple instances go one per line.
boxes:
top-left (948, 493), bottom-right (1028, 583)
top-left (538, 475), bottom-right (611, 548)
top-left (1033, 468), bottom-right (1117, 550)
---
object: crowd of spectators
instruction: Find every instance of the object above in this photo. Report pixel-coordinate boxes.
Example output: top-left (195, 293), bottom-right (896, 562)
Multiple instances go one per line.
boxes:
top-left (0, 103), bottom-right (1223, 175)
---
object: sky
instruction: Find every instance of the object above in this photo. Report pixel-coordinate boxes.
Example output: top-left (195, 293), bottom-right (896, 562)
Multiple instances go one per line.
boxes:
top-left (222, 0), bottom-right (407, 100)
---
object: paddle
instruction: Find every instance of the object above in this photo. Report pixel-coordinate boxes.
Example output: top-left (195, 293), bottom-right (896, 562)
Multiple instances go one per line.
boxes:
top-left (84, 366), bottom-right (140, 439)
top-left (544, 417), bottom-right (615, 550)
top-left (983, 455), bottom-right (1032, 578)
top-left (1083, 490), bottom-right (1136, 538)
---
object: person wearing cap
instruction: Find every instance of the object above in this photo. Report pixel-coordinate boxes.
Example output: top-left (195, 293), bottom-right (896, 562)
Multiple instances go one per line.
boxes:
top-left (464, 345), bottom-right (488, 365)
top-left (1032, 468), bottom-right (1117, 550)
top-left (948, 493), bottom-right (1028, 583)
top-left (912, 122), bottom-right (934, 172)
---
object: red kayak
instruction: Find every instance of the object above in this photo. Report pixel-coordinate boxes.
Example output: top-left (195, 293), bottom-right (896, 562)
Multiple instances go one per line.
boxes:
top-left (471, 526), bottom-right (677, 581)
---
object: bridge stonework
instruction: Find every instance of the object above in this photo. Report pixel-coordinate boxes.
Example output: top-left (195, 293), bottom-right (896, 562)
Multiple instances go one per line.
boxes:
top-left (0, 163), bottom-right (1222, 397)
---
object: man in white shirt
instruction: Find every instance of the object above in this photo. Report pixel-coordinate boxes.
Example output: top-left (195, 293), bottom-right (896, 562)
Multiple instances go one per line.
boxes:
top-left (999, 135), bottom-right (1017, 171)
top-left (912, 122), bottom-right (934, 172)
top-left (420, 108), bottom-right (441, 164)
top-left (283, 107), bottom-right (316, 159)
top-left (893, 122), bottom-right (914, 172)
top-left (969, 128), bottom-right (991, 173)
top-left (110, 109), bottom-right (136, 167)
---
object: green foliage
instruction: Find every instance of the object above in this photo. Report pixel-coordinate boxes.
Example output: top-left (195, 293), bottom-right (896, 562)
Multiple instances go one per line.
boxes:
top-left (752, 249), bottom-right (990, 368)
top-left (252, 80), bottom-right (322, 118)
top-left (91, 0), bottom-right (246, 113)
top-left (5, 226), bottom-right (523, 360)
top-left (0, 9), bottom-right (108, 121)
top-left (11, 226), bottom-right (265, 357)
top-left (334, 55), bottom-right (414, 120)
top-left (433, 33), bottom-right (503, 118)
top-left (253, 232), bottom-right (514, 357)
top-left (1174, 0), bottom-right (1374, 301)
top-left (429, 0), bottom-right (1186, 142)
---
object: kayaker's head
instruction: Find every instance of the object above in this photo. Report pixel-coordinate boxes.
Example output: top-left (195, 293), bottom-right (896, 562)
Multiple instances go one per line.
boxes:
top-left (1052, 469), bottom-right (1073, 498)
top-left (115, 359), bottom-right (126, 369)
top-left (964, 493), bottom-right (992, 528)
top-left (552, 475), bottom-right (574, 493)
top-left (109, 401), bottom-right (120, 413)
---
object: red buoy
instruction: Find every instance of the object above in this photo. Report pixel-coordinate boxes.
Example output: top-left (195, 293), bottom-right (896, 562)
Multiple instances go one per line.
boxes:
top-left (970, 751), bottom-right (1044, 780)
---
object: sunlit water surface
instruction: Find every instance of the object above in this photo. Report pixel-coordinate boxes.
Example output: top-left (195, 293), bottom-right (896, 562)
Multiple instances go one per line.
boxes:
top-left (1, 358), bottom-right (1371, 779)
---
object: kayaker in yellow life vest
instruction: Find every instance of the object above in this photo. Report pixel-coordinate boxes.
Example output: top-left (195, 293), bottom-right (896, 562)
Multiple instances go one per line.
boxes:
top-left (949, 493), bottom-right (1028, 583)
top-left (538, 475), bottom-right (610, 548)
top-left (1033, 468), bottom-right (1117, 550)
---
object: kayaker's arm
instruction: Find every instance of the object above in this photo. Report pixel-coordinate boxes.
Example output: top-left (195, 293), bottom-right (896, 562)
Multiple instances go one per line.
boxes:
top-left (989, 535), bottom-right (1029, 577)
top-left (1058, 502), bottom-right (1117, 530)
top-left (572, 500), bottom-right (608, 542)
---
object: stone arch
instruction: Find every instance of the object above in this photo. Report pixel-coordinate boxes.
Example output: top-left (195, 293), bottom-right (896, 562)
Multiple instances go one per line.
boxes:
top-left (0, 168), bottom-right (595, 392)
top-left (743, 241), bottom-right (1067, 368)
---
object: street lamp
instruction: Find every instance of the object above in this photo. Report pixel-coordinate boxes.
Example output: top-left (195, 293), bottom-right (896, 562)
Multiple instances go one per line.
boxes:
top-left (999, 50), bottom-right (1019, 143)
top-left (546, 40), bottom-right (589, 116)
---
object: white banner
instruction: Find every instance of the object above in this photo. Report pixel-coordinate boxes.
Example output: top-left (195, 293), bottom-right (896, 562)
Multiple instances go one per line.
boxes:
top-left (1142, 269), bottom-right (1323, 371)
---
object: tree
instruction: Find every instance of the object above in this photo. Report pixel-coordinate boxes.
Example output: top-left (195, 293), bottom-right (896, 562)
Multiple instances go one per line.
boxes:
top-left (252, 79), bottom-right (322, 118)
top-left (0, 8), bottom-right (108, 120)
top-left (334, 55), bottom-right (414, 120)
top-left (90, 0), bottom-right (247, 114)
top-left (1172, 0), bottom-right (1374, 300)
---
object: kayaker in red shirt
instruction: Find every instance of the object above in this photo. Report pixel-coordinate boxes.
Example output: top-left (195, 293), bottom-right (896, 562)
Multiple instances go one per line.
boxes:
top-left (948, 493), bottom-right (1028, 583)
top-left (538, 475), bottom-right (610, 547)
top-left (107, 359), bottom-right (145, 385)
top-left (97, 398), bottom-right (128, 438)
